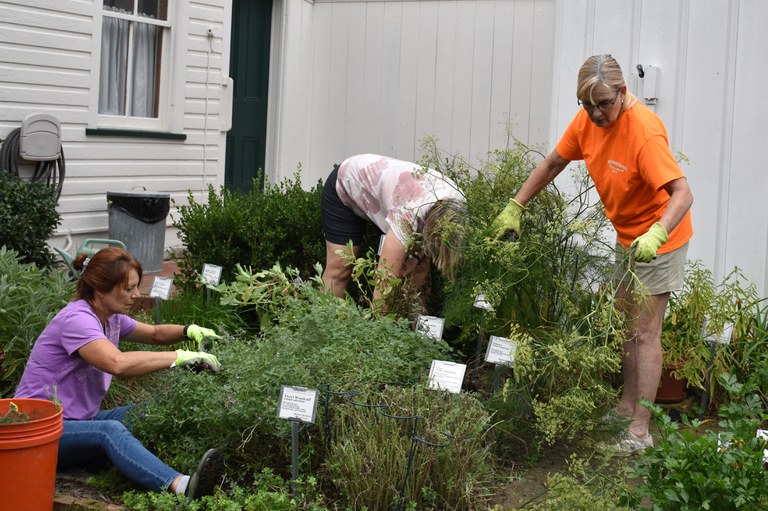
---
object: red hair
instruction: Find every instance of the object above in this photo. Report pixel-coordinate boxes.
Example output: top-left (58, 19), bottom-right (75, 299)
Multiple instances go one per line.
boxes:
top-left (73, 247), bottom-right (143, 300)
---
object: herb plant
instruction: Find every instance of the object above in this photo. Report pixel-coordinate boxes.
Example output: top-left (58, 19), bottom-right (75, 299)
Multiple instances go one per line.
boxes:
top-left (628, 376), bottom-right (768, 510)
top-left (129, 275), bottom-right (453, 480)
top-left (417, 139), bottom-right (625, 448)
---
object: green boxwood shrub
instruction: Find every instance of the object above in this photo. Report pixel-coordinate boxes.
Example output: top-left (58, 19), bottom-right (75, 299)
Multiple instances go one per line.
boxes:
top-left (171, 170), bottom-right (326, 292)
top-left (0, 172), bottom-right (60, 268)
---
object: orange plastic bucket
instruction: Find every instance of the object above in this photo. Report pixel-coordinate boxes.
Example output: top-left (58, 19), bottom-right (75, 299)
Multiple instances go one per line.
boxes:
top-left (0, 398), bottom-right (64, 511)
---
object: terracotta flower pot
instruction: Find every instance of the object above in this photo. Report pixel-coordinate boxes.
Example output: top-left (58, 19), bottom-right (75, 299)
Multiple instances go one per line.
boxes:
top-left (0, 398), bottom-right (63, 511)
top-left (655, 364), bottom-right (687, 404)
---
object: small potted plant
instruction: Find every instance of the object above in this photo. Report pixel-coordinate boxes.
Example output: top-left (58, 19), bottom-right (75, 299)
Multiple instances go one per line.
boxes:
top-left (659, 261), bottom-right (754, 404)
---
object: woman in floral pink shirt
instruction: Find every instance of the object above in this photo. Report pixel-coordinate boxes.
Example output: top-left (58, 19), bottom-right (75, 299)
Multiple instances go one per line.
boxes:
top-left (321, 154), bottom-right (466, 303)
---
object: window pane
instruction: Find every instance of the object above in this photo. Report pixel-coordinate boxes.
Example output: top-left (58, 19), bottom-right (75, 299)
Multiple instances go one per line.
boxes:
top-left (130, 21), bottom-right (161, 117)
top-left (103, 0), bottom-right (133, 12)
top-left (138, 0), bottom-right (167, 20)
top-left (98, 16), bottom-right (129, 115)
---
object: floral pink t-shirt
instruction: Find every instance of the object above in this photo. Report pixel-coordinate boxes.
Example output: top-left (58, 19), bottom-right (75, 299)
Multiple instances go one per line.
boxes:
top-left (336, 154), bottom-right (464, 244)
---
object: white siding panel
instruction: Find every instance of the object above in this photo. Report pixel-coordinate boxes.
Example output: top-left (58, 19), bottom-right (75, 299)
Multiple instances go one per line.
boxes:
top-left (433, 1), bottom-right (458, 151)
top-left (727, 1), bottom-right (768, 293)
top-left (414, 2), bottom-right (439, 153)
top-left (277, 0), bottom-right (556, 185)
top-left (395, 2), bottom-right (420, 157)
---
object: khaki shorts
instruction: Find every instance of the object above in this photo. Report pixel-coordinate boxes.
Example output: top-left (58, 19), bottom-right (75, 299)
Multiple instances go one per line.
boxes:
top-left (613, 242), bottom-right (688, 296)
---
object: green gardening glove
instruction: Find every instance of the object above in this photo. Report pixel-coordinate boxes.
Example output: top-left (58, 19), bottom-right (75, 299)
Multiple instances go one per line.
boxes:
top-left (630, 222), bottom-right (668, 263)
top-left (173, 350), bottom-right (222, 373)
top-left (492, 199), bottom-right (525, 241)
top-left (184, 324), bottom-right (221, 351)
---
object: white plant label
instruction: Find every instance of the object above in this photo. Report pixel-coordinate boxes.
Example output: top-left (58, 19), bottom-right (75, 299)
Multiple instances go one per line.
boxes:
top-left (473, 293), bottom-right (492, 311)
top-left (757, 429), bottom-right (768, 463)
top-left (149, 277), bottom-right (173, 300)
top-left (201, 263), bottom-right (223, 286)
top-left (428, 360), bottom-right (466, 394)
top-left (485, 335), bottom-right (516, 367)
top-left (277, 386), bottom-right (319, 424)
top-left (702, 318), bottom-right (734, 345)
top-left (417, 315), bottom-right (444, 341)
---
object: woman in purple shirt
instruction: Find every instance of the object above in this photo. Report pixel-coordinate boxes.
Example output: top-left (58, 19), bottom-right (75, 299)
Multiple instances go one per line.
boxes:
top-left (15, 247), bottom-right (223, 499)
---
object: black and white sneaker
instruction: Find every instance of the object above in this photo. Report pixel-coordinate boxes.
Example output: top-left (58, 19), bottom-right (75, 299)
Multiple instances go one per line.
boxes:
top-left (185, 448), bottom-right (224, 500)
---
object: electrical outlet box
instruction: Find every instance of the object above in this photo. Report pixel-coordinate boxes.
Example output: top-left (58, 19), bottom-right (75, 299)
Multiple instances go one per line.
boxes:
top-left (20, 113), bottom-right (61, 161)
top-left (641, 65), bottom-right (659, 104)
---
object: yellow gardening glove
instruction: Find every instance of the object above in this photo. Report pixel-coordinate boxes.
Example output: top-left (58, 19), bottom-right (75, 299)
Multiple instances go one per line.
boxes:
top-left (492, 199), bottom-right (525, 241)
top-left (630, 222), bottom-right (668, 263)
top-left (173, 350), bottom-right (222, 373)
top-left (184, 325), bottom-right (221, 351)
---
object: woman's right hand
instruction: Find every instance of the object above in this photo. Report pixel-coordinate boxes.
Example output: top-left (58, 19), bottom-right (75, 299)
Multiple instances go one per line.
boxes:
top-left (173, 350), bottom-right (222, 373)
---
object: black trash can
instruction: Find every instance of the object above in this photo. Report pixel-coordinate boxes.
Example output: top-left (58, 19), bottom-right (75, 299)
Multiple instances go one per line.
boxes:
top-left (107, 191), bottom-right (171, 273)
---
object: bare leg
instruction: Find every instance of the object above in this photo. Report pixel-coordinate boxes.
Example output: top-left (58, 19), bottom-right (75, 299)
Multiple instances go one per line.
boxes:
top-left (322, 241), bottom-right (360, 297)
top-left (617, 287), bottom-right (669, 438)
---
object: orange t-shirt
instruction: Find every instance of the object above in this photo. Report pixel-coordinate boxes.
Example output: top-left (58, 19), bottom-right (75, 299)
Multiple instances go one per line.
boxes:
top-left (556, 103), bottom-right (693, 252)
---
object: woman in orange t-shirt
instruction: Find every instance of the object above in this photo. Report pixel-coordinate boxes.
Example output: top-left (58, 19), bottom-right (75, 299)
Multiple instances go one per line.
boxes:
top-left (493, 54), bottom-right (693, 454)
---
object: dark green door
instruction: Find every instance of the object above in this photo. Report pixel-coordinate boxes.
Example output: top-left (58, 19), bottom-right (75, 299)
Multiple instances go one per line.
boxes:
top-left (225, 0), bottom-right (272, 193)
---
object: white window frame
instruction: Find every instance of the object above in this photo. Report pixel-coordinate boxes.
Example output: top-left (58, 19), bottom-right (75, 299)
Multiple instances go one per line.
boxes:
top-left (89, 1), bottom-right (185, 133)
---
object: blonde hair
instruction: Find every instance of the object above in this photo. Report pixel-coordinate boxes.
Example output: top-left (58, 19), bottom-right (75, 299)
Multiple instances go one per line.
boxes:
top-left (577, 54), bottom-right (626, 105)
top-left (421, 199), bottom-right (466, 281)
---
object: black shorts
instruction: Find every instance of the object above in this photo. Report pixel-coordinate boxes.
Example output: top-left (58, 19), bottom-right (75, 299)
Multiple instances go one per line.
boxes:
top-left (321, 164), bottom-right (368, 245)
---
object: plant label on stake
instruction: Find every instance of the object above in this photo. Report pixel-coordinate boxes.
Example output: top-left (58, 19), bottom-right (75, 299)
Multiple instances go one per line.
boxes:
top-left (428, 360), bottom-right (466, 394)
top-left (278, 385), bottom-right (319, 424)
top-left (277, 386), bottom-right (319, 499)
top-left (201, 263), bottom-right (223, 303)
top-left (473, 293), bottom-right (492, 311)
top-left (201, 264), bottom-right (223, 286)
top-left (149, 277), bottom-right (173, 300)
top-left (485, 335), bottom-right (516, 367)
top-left (702, 318), bottom-right (734, 345)
top-left (416, 315), bottom-right (444, 341)
top-left (149, 277), bottom-right (174, 324)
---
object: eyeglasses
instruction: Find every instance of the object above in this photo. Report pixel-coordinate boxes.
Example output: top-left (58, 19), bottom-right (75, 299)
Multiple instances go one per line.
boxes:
top-left (578, 87), bottom-right (621, 112)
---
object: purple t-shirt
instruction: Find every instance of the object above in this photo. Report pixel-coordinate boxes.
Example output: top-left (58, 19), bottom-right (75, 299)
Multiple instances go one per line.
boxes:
top-left (14, 299), bottom-right (137, 420)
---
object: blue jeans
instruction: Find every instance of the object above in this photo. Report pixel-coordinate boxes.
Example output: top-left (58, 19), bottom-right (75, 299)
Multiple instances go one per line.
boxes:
top-left (58, 406), bottom-right (180, 493)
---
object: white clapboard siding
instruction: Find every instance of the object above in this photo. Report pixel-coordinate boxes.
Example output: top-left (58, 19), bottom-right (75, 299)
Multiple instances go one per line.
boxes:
top-left (270, 0), bottom-right (556, 186)
top-left (553, 0), bottom-right (768, 296)
top-left (0, 0), bottom-right (228, 251)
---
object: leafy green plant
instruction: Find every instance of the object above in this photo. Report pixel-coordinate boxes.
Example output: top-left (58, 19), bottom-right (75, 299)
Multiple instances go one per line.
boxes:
top-left (122, 469), bottom-right (332, 510)
top-left (128, 276), bottom-right (453, 481)
top-left (0, 247), bottom-right (74, 396)
top-left (0, 401), bottom-right (29, 423)
top-left (513, 454), bottom-right (635, 511)
top-left (417, 139), bottom-right (625, 448)
top-left (662, 261), bottom-right (760, 400)
top-left (326, 383), bottom-right (497, 510)
top-left (718, 297), bottom-right (768, 411)
top-left (171, 170), bottom-right (325, 292)
top-left (628, 375), bottom-right (768, 510)
top-left (208, 262), bottom-right (324, 331)
top-left (0, 172), bottom-right (61, 268)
